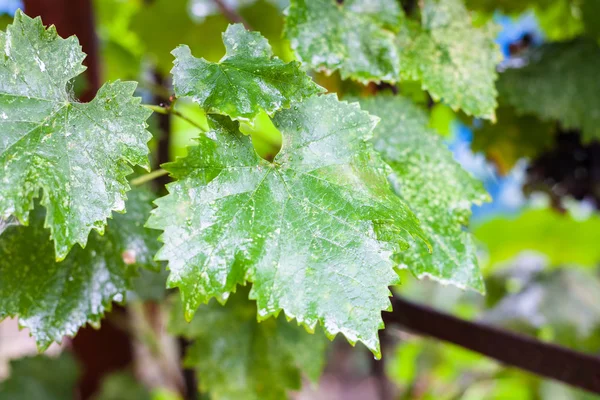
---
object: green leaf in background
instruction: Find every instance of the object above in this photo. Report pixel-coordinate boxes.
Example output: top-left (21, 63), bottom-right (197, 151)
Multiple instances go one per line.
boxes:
top-left (475, 208), bottom-right (600, 270)
top-left (172, 24), bottom-right (323, 122)
top-left (581, 0), bottom-right (600, 40)
top-left (397, 0), bottom-right (501, 119)
top-left (131, 0), bottom-right (227, 75)
top-left (285, 0), bottom-right (402, 83)
top-left (132, 0), bottom-right (292, 76)
top-left (0, 188), bottom-right (160, 349)
top-left (535, 0), bottom-right (584, 41)
top-left (170, 287), bottom-right (327, 400)
top-left (0, 11), bottom-right (152, 260)
top-left (428, 102), bottom-right (456, 138)
top-left (94, 371), bottom-right (152, 400)
top-left (472, 107), bottom-right (555, 174)
top-left (0, 13), bottom-right (11, 31)
top-left (359, 94), bottom-right (489, 293)
top-left (498, 39), bottom-right (600, 142)
top-left (0, 353), bottom-right (78, 400)
top-left (147, 95), bottom-right (428, 357)
top-left (94, 0), bottom-right (143, 81)
top-left (386, 337), bottom-right (539, 399)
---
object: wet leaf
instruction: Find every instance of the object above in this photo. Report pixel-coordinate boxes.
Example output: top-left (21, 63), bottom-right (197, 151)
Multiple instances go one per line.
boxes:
top-left (170, 287), bottom-right (327, 400)
top-left (397, 0), bottom-right (501, 119)
top-left (0, 11), bottom-right (152, 259)
top-left (147, 95), bottom-right (428, 357)
top-left (0, 188), bottom-right (160, 349)
top-left (360, 94), bottom-right (489, 293)
top-left (171, 24), bottom-right (323, 122)
top-left (284, 0), bottom-right (403, 83)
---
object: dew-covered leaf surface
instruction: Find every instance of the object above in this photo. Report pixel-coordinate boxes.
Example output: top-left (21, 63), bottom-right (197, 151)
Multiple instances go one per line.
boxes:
top-left (170, 287), bottom-right (327, 400)
top-left (498, 39), bottom-right (600, 142)
top-left (396, 0), bottom-right (501, 119)
top-left (284, 0), bottom-right (403, 83)
top-left (171, 23), bottom-right (323, 122)
top-left (0, 188), bottom-right (160, 349)
top-left (359, 94), bottom-right (489, 292)
top-left (147, 94), bottom-right (428, 357)
top-left (0, 11), bottom-right (152, 259)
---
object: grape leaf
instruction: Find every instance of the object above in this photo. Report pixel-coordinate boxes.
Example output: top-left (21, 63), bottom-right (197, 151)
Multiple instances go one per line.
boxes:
top-left (0, 353), bottom-right (78, 400)
top-left (0, 10), bottom-right (152, 259)
top-left (170, 287), bottom-right (327, 400)
top-left (397, 0), bottom-right (501, 119)
top-left (498, 39), bottom-right (600, 142)
top-left (0, 188), bottom-right (160, 349)
top-left (359, 94), bottom-right (489, 293)
top-left (475, 208), bottom-right (600, 269)
top-left (284, 0), bottom-right (402, 83)
top-left (171, 23), bottom-right (323, 122)
top-left (147, 95), bottom-right (428, 357)
top-left (472, 107), bottom-right (555, 174)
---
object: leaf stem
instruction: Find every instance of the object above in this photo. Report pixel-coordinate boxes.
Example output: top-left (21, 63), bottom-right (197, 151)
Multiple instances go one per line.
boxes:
top-left (143, 104), bottom-right (208, 132)
top-left (212, 0), bottom-right (252, 30)
top-left (131, 169), bottom-right (169, 186)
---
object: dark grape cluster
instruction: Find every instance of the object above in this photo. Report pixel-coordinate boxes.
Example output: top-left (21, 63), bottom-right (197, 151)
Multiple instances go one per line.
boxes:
top-left (525, 131), bottom-right (600, 209)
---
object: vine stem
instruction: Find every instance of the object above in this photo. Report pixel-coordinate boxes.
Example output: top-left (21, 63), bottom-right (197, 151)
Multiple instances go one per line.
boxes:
top-left (144, 104), bottom-right (208, 132)
top-left (212, 0), bottom-right (252, 30)
top-left (131, 169), bottom-right (169, 186)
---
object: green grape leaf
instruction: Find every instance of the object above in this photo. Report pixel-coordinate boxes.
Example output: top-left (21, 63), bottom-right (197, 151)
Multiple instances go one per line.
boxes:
top-left (170, 287), bottom-right (327, 400)
top-left (397, 0), bottom-right (501, 119)
top-left (0, 353), bottom-right (78, 400)
top-left (472, 107), bottom-right (556, 174)
top-left (0, 11), bottom-right (152, 259)
top-left (147, 95), bottom-right (428, 357)
top-left (498, 39), bottom-right (600, 142)
top-left (0, 188), bottom-right (160, 349)
top-left (359, 94), bottom-right (489, 293)
top-left (475, 208), bottom-right (600, 269)
top-left (172, 24), bottom-right (323, 122)
top-left (284, 0), bottom-right (403, 83)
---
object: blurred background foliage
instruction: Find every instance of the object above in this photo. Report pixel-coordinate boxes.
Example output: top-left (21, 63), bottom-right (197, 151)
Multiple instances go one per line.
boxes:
top-left (1, 0), bottom-right (600, 398)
